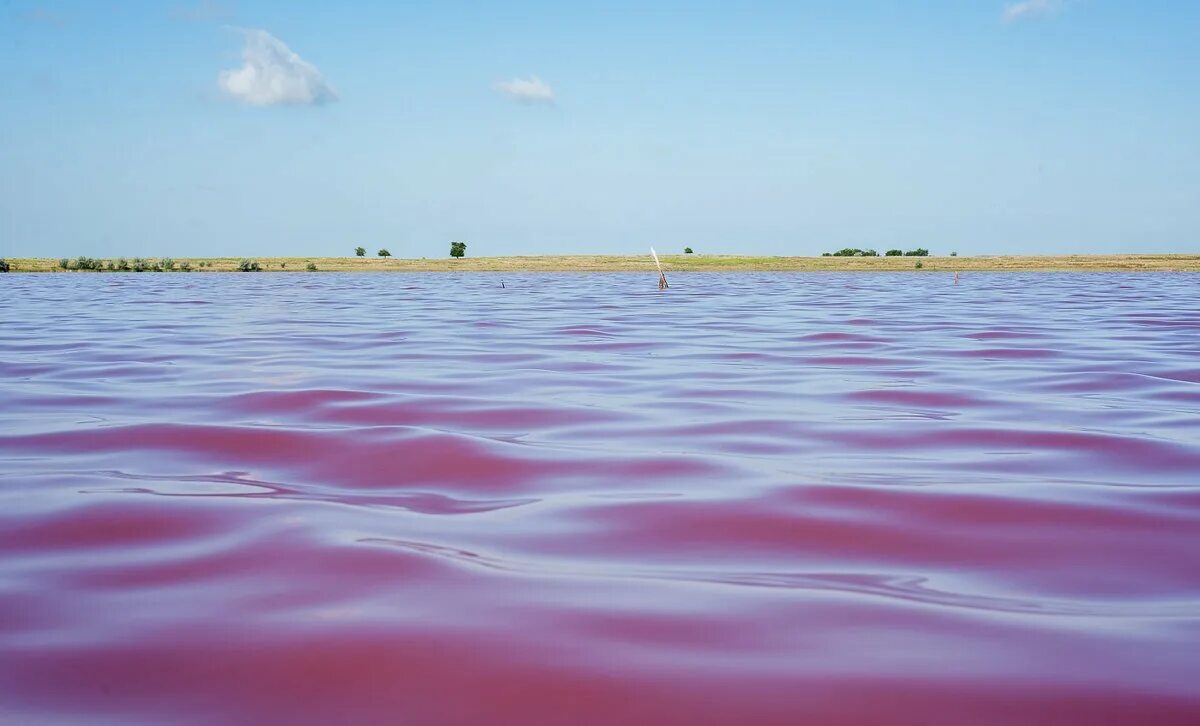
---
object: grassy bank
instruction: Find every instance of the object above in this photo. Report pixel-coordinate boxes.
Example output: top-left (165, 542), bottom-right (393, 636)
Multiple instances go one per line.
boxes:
top-left (4, 254), bottom-right (1199, 273)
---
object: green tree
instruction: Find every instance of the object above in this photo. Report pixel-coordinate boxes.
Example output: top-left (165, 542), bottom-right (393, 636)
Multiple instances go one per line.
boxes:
top-left (885, 249), bottom-right (903, 256)
top-left (355, 246), bottom-right (366, 257)
top-left (307, 262), bottom-right (318, 271)
top-left (0, 259), bottom-right (10, 273)
top-left (684, 247), bottom-right (693, 254)
top-left (450, 241), bottom-right (467, 258)
top-left (378, 248), bottom-right (392, 257)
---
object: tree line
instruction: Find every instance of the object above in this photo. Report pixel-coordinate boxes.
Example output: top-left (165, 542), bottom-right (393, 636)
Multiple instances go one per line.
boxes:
top-left (355, 241), bottom-right (468, 258)
top-left (822, 248), bottom-right (934, 257)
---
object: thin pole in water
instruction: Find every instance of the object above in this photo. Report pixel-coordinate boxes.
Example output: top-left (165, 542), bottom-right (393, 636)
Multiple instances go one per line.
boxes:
top-left (954, 271), bottom-right (960, 285)
top-left (650, 247), bottom-right (669, 289)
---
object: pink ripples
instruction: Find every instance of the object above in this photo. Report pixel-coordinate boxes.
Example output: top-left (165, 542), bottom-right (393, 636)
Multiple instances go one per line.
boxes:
top-left (1, 271), bottom-right (1198, 724)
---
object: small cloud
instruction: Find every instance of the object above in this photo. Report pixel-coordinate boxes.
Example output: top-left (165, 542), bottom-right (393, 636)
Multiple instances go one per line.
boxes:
top-left (218, 29), bottom-right (336, 107)
top-left (494, 75), bottom-right (555, 104)
top-left (171, 1), bottom-right (232, 23)
top-left (1003, 0), bottom-right (1062, 23)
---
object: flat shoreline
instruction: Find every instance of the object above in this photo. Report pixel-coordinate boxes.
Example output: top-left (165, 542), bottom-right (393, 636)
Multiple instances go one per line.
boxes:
top-left (5, 254), bottom-right (1199, 273)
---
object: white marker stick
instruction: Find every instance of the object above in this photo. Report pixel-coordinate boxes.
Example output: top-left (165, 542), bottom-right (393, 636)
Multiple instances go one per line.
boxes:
top-left (650, 247), bottom-right (669, 289)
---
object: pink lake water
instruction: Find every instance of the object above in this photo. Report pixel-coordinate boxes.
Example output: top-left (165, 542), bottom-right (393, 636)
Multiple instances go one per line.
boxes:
top-left (1, 271), bottom-right (1198, 724)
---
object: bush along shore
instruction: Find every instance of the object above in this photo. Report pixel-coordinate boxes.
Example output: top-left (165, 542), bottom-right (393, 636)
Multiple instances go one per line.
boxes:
top-left (13, 257), bottom-right (325, 273)
top-left (3, 254), bottom-right (1199, 273)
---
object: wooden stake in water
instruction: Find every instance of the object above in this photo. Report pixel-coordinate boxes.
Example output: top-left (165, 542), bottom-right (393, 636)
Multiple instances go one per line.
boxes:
top-left (650, 247), bottom-right (669, 290)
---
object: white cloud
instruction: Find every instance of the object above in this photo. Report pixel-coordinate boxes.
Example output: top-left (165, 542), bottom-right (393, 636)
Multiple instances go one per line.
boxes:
top-left (494, 76), bottom-right (555, 103)
top-left (1003, 0), bottom-right (1062, 23)
top-left (218, 29), bottom-right (336, 107)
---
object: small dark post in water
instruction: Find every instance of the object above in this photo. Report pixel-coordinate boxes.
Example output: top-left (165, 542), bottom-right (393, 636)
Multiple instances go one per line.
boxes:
top-left (501, 280), bottom-right (505, 288)
top-left (651, 247), bottom-right (669, 290)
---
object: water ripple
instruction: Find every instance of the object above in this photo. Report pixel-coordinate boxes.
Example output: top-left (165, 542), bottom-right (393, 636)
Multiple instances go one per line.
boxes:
top-left (1, 271), bottom-right (1199, 724)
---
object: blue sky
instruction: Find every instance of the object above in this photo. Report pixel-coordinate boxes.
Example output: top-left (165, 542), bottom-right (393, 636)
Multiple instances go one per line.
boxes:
top-left (1, 0), bottom-right (1197, 258)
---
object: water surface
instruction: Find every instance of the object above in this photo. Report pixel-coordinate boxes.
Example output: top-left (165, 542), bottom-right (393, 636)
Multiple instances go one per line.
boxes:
top-left (2, 272), bottom-right (1198, 724)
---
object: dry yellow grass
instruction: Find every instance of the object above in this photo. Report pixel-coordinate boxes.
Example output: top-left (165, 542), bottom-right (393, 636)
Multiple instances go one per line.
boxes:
top-left (5, 254), bottom-right (1199, 273)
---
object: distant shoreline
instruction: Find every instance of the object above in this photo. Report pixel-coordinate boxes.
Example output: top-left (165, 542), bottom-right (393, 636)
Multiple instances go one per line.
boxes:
top-left (4, 254), bottom-right (1199, 273)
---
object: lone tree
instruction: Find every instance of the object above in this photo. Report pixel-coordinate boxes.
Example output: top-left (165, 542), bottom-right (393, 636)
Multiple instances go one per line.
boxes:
top-left (684, 247), bottom-right (694, 254)
top-left (449, 241), bottom-right (467, 259)
top-left (378, 248), bottom-right (392, 257)
top-left (355, 246), bottom-right (366, 257)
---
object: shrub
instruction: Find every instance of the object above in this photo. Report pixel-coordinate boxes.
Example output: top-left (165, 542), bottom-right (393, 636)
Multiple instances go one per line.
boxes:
top-left (306, 262), bottom-right (318, 271)
top-left (59, 258), bottom-right (70, 269)
top-left (106, 260), bottom-right (115, 271)
top-left (915, 261), bottom-right (924, 269)
top-left (74, 256), bottom-right (104, 271)
top-left (280, 262), bottom-right (287, 269)
top-left (684, 247), bottom-right (694, 254)
top-left (885, 249), bottom-right (903, 256)
top-left (904, 248), bottom-right (929, 257)
top-left (378, 249), bottom-right (391, 257)
top-left (449, 241), bottom-right (467, 258)
top-left (950, 251), bottom-right (958, 257)
top-left (179, 261), bottom-right (192, 272)
top-left (0, 259), bottom-right (9, 273)
top-left (161, 258), bottom-right (175, 271)
top-left (828, 247), bottom-right (880, 257)
top-left (116, 257), bottom-right (130, 271)
top-left (238, 259), bottom-right (261, 272)
top-left (355, 246), bottom-right (366, 257)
